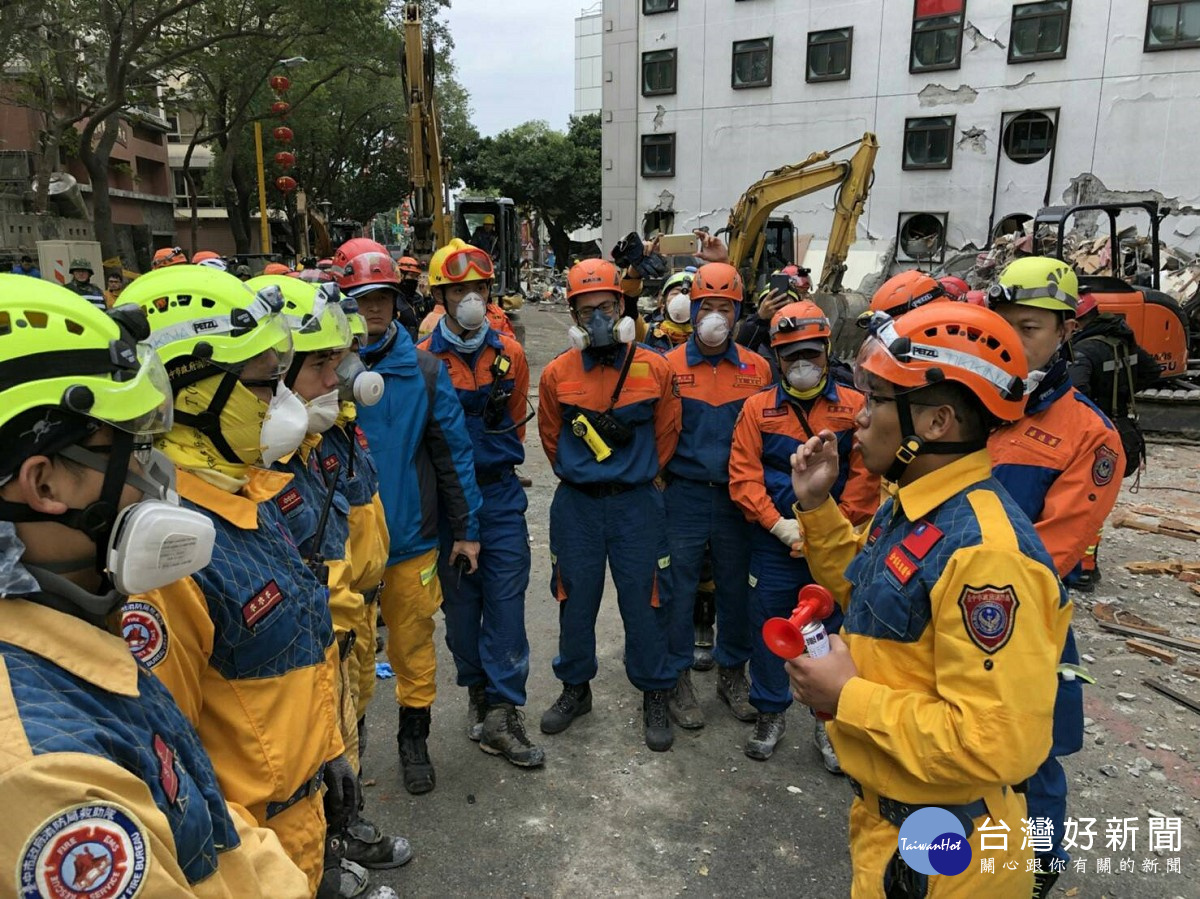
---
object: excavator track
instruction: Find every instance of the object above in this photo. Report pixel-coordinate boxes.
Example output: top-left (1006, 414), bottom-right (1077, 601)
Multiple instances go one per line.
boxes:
top-left (1138, 369), bottom-right (1200, 440)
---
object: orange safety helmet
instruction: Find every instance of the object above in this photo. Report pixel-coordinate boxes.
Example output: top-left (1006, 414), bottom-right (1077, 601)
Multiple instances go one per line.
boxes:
top-left (769, 301), bottom-right (831, 350)
top-left (191, 250), bottom-right (220, 264)
top-left (868, 270), bottom-right (948, 318)
top-left (690, 263), bottom-right (744, 303)
top-left (262, 262), bottom-right (292, 276)
top-left (937, 275), bottom-right (970, 301)
top-left (397, 256), bottom-right (422, 277)
top-left (856, 303), bottom-right (1028, 422)
top-left (152, 247), bottom-right (187, 269)
top-left (566, 258), bottom-right (621, 303)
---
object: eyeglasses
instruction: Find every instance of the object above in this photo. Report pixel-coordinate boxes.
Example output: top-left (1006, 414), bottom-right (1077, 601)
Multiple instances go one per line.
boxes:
top-left (582, 300), bottom-right (620, 317)
top-left (441, 246), bottom-right (494, 282)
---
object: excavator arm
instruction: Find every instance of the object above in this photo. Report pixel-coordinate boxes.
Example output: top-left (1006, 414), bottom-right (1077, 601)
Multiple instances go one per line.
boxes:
top-left (402, 2), bottom-right (451, 257)
top-left (725, 133), bottom-right (878, 293)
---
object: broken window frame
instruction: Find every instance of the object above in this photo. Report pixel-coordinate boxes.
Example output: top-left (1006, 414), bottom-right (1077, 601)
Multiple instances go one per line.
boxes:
top-left (903, 116), bottom-right (956, 170)
top-left (1145, 0), bottom-right (1200, 51)
top-left (642, 49), bottom-right (678, 96)
top-left (910, 0), bottom-right (966, 73)
top-left (1009, 0), bottom-right (1071, 63)
top-left (896, 211), bottom-right (950, 264)
top-left (732, 37), bottom-right (773, 89)
top-left (641, 133), bottom-right (676, 178)
top-left (643, 0), bottom-right (678, 15)
top-left (1002, 110), bottom-right (1057, 164)
top-left (807, 27), bottom-right (853, 82)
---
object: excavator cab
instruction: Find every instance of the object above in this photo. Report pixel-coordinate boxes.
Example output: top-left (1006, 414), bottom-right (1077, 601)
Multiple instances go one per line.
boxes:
top-left (455, 197), bottom-right (522, 304)
top-left (1032, 201), bottom-right (1192, 382)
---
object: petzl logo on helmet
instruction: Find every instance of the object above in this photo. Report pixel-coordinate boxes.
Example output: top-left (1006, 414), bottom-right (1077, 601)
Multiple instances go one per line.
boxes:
top-left (897, 807), bottom-right (973, 876)
top-left (958, 584), bottom-right (1018, 654)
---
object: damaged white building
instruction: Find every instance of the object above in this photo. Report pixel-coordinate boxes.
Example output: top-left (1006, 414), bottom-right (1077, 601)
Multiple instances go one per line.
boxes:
top-left (601, 0), bottom-right (1200, 279)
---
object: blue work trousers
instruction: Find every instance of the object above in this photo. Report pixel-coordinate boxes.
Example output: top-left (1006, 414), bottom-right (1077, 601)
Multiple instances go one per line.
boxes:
top-left (747, 531), bottom-right (843, 714)
top-left (439, 474), bottom-right (532, 707)
top-left (1027, 626), bottom-right (1085, 866)
top-left (664, 478), bottom-right (753, 678)
top-left (548, 482), bottom-right (673, 692)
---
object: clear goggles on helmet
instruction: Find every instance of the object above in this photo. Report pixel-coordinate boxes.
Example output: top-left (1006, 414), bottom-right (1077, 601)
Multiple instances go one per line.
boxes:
top-left (95, 342), bottom-right (176, 436)
top-left (441, 246), bottom-right (495, 282)
top-left (287, 284), bottom-right (353, 350)
top-left (346, 252), bottom-right (401, 283)
top-left (769, 315), bottom-right (828, 341)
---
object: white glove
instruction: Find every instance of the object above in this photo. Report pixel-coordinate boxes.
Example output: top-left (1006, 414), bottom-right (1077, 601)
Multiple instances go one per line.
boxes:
top-left (769, 517), bottom-right (803, 550)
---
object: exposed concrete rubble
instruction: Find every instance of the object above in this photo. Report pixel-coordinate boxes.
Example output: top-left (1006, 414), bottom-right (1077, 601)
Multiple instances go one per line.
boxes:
top-left (956, 126), bottom-right (988, 153)
top-left (917, 82), bottom-right (979, 107)
top-left (963, 21), bottom-right (1006, 52)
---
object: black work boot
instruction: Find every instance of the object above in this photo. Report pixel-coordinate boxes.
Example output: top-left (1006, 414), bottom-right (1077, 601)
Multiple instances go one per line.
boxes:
top-left (481, 703), bottom-right (546, 767)
top-left (744, 711), bottom-right (787, 760)
top-left (344, 816), bottom-right (413, 870)
top-left (692, 588), bottom-right (716, 671)
top-left (716, 664), bottom-right (756, 722)
top-left (397, 706), bottom-right (435, 795)
top-left (466, 684), bottom-right (487, 742)
top-left (1032, 870), bottom-right (1059, 899)
top-left (540, 682), bottom-right (592, 734)
top-left (668, 669), bottom-right (705, 729)
top-left (643, 689), bottom-right (674, 751)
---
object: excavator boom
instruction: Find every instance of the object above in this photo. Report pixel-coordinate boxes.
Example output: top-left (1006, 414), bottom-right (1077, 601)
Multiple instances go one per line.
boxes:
top-left (402, 2), bottom-right (451, 257)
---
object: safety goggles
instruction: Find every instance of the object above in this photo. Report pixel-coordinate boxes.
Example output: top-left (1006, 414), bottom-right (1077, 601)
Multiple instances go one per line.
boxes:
top-left (441, 246), bottom-right (494, 282)
top-left (769, 315), bottom-right (828, 340)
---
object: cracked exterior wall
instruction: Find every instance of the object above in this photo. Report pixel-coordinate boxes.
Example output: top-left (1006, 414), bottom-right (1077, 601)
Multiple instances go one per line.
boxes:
top-left (604, 0), bottom-right (1200, 260)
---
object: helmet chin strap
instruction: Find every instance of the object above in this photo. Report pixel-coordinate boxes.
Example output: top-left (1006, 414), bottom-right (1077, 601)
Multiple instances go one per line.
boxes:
top-left (886, 394), bottom-right (987, 484)
top-left (172, 370), bottom-right (249, 464)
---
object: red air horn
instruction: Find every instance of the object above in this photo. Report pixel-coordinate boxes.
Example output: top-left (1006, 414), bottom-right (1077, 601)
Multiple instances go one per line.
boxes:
top-left (763, 583), bottom-right (837, 721)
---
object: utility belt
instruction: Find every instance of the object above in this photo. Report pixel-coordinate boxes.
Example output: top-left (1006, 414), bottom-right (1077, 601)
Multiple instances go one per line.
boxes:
top-left (662, 471), bottom-right (727, 489)
top-left (266, 762), bottom-right (326, 820)
top-left (563, 480), bottom-right (643, 499)
top-left (476, 467), bottom-right (516, 487)
top-left (848, 777), bottom-right (999, 839)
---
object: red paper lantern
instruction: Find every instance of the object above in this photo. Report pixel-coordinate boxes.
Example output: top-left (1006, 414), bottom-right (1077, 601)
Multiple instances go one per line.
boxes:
top-left (272, 126), bottom-right (293, 143)
top-left (271, 100), bottom-right (291, 116)
top-left (274, 151), bottom-right (295, 169)
top-left (275, 175), bottom-right (298, 193)
top-left (269, 75), bottom-right (291, 92)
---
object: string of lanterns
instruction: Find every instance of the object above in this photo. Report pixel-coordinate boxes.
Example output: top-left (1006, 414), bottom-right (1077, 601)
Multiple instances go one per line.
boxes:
top-left (268, 75), bottom-right (297, 194)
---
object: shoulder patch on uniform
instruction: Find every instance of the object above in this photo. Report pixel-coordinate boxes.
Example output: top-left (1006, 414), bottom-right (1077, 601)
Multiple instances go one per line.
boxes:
top-left (628, 361), bottom-right (651, 380)
top-left (1023, 425), bottom-right (1062, 448)
top-left (276, 486), bottom-right (303, 515)
top-left (121, 602), bottom-right (168, 668)
top-left (152, 734), bottom-right (180, 806)
top-left (885, 546), bottom-right (918, 584)
top-left (243, 580), bottom-right (285, 630)
top-left (958, 584), bottom-right (1019, 654)
top-left (901, 521), bottom-right (944, 561)
top-left (19, 802), bottom-right (149, 899)
top-left (761, 406), bottom-right (788, 418)
top-left (1092, 445), bottom-right (1118, 487)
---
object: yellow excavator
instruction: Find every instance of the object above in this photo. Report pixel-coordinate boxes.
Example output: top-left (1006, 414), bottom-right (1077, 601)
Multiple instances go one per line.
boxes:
top-left (723, 133), bottom-right (879, 357)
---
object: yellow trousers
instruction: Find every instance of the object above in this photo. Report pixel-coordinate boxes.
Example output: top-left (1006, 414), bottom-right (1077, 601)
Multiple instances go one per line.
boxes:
top-left (380, 549), bottom-right (443, 708)
top-left (849, 786), bottom-right (1033, 897)
top-left (238, 789), bottom-right (327, 896)
top-left (351, 597), bottom-right (379, 722)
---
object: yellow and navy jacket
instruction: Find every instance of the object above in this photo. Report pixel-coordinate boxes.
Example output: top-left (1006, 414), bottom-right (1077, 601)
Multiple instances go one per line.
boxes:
top-left (418, 325), bottom-right (529, 477)
top-left (323, 418), bottom-right (388, 597)
top-left (988, 360), bottom-right (1125, 578)
top-left (538, 343), bottom-right (681, 486)
top-left (730, 379), bottom-right (879, 530)
top-left (798, 451), bottom-right (1072, 806)
top-left (1, 597), bottom-right (308, 897)
top-left (664, 338), bottom-right (771, 483)
top-left (125, 468), bottom-right (342, 828)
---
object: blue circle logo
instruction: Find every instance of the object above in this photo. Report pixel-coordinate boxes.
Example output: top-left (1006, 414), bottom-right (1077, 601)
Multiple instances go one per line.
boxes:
top-left (897, 808), bottom-right (973, 876)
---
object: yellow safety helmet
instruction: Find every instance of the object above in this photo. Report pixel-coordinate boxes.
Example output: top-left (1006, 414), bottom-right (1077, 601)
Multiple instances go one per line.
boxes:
top-left (428, 238), bottom-right (494, 287)
top-left (989, 256), bottom-right (1079, 317)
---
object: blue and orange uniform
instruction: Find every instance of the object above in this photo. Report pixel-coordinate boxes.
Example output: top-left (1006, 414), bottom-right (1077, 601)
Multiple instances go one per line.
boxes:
top-left (663, 338), bottom-right (770, 679)
top-left (538, 342), bottom-right (681, 692)
top-left (418, 323), bottom-right (534, 710)
top-left (989, 356), bottom-right (1124, 869)
top-left (729, 379), bottom-right (878, 715)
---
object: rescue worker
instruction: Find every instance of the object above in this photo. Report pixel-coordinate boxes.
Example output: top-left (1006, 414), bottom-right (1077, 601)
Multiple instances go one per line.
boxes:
top-left (396, 256), bottom-right (433, 320)
top-left (263, 261), bottom-right (293, 276)
top-left (192, 250), bottom-right (228, 271)
top-left (103, 270), bottom-right (126, 307)
top-left (985, 257), bottom-right (1125, 893)
top-left (860, 269), bottom-right (948, 323)
top-left (537, 257), bottom-right (681, 751)
top-left (333, 239), bottom-right (420, 341)
top-left (417, 292), bottom-right (517, 341)
top-left (63, 258), bottom-right (105, 310)
top-left (0, 276), bottom-right (310, 897)
top-left (662, 263), bottom-right (771, 730)
top-left (11, 253), bottom-right (39, 276)
top-left (729, 301), bottom-right (879, 767)
top-left (936, 274), bottom-right (970, 301)
top-left (417, 239), bottom-right (543, 768)
top-left (644, 269), bottom-right (696, 353)
top-left (470, 213), bottom-right (499, 258)
top-left (116, 265), bottom-right (367, 897)
top-left (787, 303), bottom-right (1071, 898)
top-left (152, 246), bottom-right (188, 269)
top-left (345, 239), bottom-right (482, 796)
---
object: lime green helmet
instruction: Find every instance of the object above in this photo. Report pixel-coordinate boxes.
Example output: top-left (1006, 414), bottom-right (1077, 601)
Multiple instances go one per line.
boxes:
top-left (660, 270), bottom-right (694, 298)
top-left (119, 264), bottom-right (295, 385)
top-left (991, 256), bottom-right (1079, 317)
top-left (247, 275), bottom-right (351, 354)
top-left (339, 296), bottom-right (367, 339)
top-left (0, 275), bottom-right (172, 465)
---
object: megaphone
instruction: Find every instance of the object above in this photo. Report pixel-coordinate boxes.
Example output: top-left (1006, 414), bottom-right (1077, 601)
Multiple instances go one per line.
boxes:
top-left (762, 583), bottom-right (836, 660)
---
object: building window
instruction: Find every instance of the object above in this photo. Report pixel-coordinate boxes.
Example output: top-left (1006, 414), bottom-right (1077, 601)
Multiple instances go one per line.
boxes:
top-left (897, 212), bottom-right (949, 263)
top-left (1146, 1), bottom-right (1200, 51)
top-left (643, 0), bottom-right (677, 14)
top-left (641, 133), bottom-right (676, 177)
top-left (642, 49), bottom-right (677, 96)
top-left (807, 28), bottom-right (853, 82)
top-left (1009, 1), bottom-right (1071, 62)
top-left (732, 37), bottom-right (773, 88)
top-left (1003, 111), bottom-right (1056, 164)
top-left (903, 116), bottom-right (955, 170)
top-left (910, 0), bottom-right (966, 72)
top-left (173, 170), bottom-right (218, 208)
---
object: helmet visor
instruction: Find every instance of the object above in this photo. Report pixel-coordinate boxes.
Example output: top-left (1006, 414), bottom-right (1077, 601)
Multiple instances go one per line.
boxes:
top-left (91, 343), bottom-right (175, 436)
top-left (442, 246), bottom-right (494, 282)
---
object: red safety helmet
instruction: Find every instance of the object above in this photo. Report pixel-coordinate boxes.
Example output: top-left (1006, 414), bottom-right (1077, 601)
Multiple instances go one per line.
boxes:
top-left (566, 258), bottom-right (621, 303)
top-left (937, 275), bottom-right (970, 301)
top-left (964, 289), bottom-right (988, 307)
top-left (1075, 292), bottom-right (1098, 318)
top-left (769, 301), bottom-right (831, 350)
top-left (332, 238), bottom-right (388, 273)
top-left (316, 258), bottom-right (334, 271)
top-left (333, 239), bottom-right (401, 296)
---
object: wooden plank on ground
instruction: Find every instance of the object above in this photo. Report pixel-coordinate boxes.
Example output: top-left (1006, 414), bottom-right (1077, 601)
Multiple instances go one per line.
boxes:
top-left (1126, 639), bottom-right (1178, 664)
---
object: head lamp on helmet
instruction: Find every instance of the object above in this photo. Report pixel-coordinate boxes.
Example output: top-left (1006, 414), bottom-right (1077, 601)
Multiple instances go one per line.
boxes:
top-left (769, 301), bottom-right (831, 349)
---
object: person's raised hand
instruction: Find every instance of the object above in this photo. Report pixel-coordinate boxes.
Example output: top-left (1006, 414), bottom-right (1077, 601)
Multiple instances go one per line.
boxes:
top-left (790, 430), bottom-right (841, 511)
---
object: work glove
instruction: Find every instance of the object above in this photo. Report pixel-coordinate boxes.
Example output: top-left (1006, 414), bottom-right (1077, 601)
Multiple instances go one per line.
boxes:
top-left (769, 518), bottom-right (804, 556)
top-left (322, 753), bottom-right (360, 833)
top-left (612, 231), bottom-right (667, 281)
